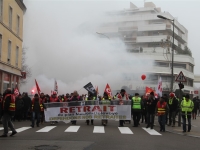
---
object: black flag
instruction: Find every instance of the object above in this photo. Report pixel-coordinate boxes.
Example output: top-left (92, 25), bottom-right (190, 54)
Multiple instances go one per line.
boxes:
top-left (83, 82), bottom-right (96, 94)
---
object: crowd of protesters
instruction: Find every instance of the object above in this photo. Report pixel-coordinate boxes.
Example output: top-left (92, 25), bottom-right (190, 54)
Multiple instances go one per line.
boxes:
top-left (0, 88), bottom-right (200, 137)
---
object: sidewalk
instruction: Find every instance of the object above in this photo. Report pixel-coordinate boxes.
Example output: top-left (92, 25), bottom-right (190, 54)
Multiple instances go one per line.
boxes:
top-left (165, 116), bottom-right (200, 138)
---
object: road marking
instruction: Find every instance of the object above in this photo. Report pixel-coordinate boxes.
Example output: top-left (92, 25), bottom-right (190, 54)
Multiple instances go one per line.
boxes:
top-left (118, 127), bottom-right (133, 134)
top-left (65, 126), bottom-right (80, 132)
top-left (63, 121), bottom-right (70, 124)
top-left (0, 127), bottom-right (3, 130)
top-left (93, 126), bottom-right (105, 133)
top-left (8, 127), bottom-right (32, 133)
top-left (36, 126), bottom-right (56, 132)
top-left (142, 127), bottom-right (161, 135)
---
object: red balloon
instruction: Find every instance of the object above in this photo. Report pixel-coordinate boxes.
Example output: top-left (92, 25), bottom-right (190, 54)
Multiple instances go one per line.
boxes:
top-left (141, 74), bottom-right (146, 80)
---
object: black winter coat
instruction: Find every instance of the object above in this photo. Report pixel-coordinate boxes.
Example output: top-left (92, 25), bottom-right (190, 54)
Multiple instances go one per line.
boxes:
top-left (146, 97), bottom-right (158, 114)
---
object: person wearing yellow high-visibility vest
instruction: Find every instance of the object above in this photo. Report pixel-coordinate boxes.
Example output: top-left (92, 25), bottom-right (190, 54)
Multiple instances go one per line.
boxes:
top-left (181, 94), bottom-right (194, 132)
top-left (0, 88), bottom-right (17, 137)
top-left (132, 93), bottom-right (143, 127)
top-left (85, 92), bottom-right (96, 125)
top-left (155, 97), bottom-right (169, 132)
top-left (101, 92), bottom-right (111, 126)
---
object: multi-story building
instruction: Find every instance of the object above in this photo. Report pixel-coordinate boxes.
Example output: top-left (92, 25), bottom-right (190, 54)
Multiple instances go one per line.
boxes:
top-left (97, 2), bottom-right (195, 95)
top-left (0, 0), bottom-right (26, 93)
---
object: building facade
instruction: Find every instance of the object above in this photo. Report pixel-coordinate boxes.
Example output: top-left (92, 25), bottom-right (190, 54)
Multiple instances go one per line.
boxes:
top-left (0, 0), bottom-right (26, 93)
top-left (97, 2), bottom-right (195, 95)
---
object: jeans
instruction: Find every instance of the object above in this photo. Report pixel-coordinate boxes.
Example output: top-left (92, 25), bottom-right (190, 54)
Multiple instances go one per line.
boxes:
top-left (31, 112), bottom-right (40, 127)
top-left (158, 115), bottom-right (166, 131)
top-left (169, 111), bottom-right (176, 125)
top-left (132, 111), bottom-right (141, 126)
top-left (147, 113), bottom-right (155, 128)
top-left (182, 114), bottom-right (191, 132)
top-left (2, 113), bottom-right (16, 135)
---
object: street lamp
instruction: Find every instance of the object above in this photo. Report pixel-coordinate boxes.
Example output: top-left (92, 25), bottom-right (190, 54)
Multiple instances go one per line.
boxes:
top-left (157, 15), bottom-right (175, 92)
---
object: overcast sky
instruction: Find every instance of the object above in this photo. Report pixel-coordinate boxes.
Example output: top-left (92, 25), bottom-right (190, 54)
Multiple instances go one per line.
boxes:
top-left (22, 0), bottom-right (200, 94)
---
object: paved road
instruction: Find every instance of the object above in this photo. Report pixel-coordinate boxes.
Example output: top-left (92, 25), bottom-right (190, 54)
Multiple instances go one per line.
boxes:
top-left (0, 120), bottom-right (199, 150)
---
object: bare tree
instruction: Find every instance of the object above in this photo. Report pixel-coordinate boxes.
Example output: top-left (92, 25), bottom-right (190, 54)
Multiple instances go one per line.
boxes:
top-left (20, 48), bottom-right (32, 85)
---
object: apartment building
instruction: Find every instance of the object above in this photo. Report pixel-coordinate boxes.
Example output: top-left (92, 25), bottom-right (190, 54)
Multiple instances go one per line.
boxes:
top-left (0, 0), bottom-right (26, 93)
top-left (97, 2), bottom-right (194, 95)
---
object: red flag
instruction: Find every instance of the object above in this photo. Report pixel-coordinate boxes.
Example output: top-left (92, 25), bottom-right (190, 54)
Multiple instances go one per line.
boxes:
top-left (104, 83), bottom-right (112, 99)
top-left (146, 87), bottom-right (158, 98)
top-left (35, 79), bottom-right (41, 96)
top-left (14, 87), bottom-right (19, 97)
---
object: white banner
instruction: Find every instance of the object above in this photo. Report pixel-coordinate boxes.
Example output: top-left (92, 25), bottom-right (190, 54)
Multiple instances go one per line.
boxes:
top-left (44, 105), bottom-right (131, 121)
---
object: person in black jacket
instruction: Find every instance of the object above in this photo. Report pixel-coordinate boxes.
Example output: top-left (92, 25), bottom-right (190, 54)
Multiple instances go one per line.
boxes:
top-left (0, 88), bottom-right (17, 137)
top-left (30, 94), bottom-right (46, 128)
top-left (146, 92), bottom-right (158, 129)
top-left (22, 93), bottom-right (31, 121)
top-left (167, 93), bottom-right (178, 127)
top-left (15, 94), bottom-right (24, 122)
top-left (69, 91), bottom-right (82, 125)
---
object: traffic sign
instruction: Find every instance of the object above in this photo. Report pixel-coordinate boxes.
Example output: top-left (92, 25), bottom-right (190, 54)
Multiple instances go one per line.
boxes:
top-left (175, 71), bottom-right (186, 82)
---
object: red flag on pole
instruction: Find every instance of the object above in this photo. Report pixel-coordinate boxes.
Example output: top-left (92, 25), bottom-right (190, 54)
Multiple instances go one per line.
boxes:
top-left (14, 86), bottom-right (19, 97)
top-left (104, 83), bottom-right (113, 99)
top-left (35, 79), bottom-right (41, 96)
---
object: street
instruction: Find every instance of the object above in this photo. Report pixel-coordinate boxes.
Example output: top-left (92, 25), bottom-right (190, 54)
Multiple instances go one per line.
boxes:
top-left (0, 119), bottom-right (199, 150)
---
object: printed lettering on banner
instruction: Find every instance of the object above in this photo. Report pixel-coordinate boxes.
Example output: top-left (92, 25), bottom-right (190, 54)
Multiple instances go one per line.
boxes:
top-left (44, 104), bottom-right (131, 121)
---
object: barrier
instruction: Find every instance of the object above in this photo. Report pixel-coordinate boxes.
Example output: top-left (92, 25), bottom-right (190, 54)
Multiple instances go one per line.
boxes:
top-left (44, 100), bottom-right (131, 121)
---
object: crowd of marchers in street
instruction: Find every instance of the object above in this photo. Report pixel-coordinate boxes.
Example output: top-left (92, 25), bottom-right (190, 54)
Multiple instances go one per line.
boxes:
top-left (0, 88), bottom-right (199, 137)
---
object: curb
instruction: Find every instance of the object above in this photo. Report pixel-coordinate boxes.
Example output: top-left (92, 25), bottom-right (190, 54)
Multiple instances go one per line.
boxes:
top-left (166, 129), bottom-right (200, 138)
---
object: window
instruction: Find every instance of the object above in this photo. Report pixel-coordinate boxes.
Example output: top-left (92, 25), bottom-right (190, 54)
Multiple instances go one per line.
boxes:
top-left (17, 15), bottom-right (20, 35)
top-left (155, 62), bottom-right (169, 67)
top-left (9, 6), bottom-right (12, 29)
top-left (187, 79), bottom-right (193, 87)
top-left (16, 46), bottom-right (19, 67)
top-left (148, 42), bottom-right (160, 47)
top-left (8, 40), bottom-right (11, 63)
top-left (0, 0), bottom-right (3, 20)
top-left (173, 63), bottom-right (186, 69)
top-left (0, 34), bottom-right (2, 59)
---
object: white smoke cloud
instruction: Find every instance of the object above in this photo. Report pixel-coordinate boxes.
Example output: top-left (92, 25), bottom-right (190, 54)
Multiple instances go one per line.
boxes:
top-left (22, 0), bottom-right (154, 95)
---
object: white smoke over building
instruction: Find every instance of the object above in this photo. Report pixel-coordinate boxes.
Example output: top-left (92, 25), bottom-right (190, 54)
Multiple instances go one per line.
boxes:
top-left (22, 0), bottom-right (154, 95)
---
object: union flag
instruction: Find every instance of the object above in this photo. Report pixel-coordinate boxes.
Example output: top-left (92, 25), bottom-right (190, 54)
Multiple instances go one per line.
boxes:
top-left (104, 83), bottom-right (113, 99)
top-left (35, 79), bottom-right (41, 96)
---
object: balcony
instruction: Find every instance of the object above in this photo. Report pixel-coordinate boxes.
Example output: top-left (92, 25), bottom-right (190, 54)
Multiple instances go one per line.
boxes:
top-left (124, 37), bottom-right (137, 43)
top-left (138, 24), bottom-right (166, 31)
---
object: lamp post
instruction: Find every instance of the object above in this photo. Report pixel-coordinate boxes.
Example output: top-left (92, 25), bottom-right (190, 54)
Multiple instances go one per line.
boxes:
top-left (157, 15), bottom-right (175, 92)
